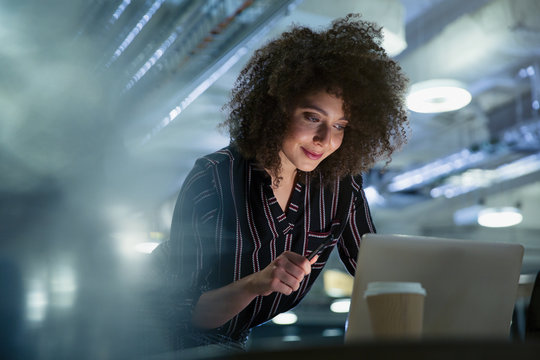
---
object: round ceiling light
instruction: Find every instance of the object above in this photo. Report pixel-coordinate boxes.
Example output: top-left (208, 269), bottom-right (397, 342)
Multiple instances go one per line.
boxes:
top-left (330, 298), bottom-right (351, 313)
top-left (272, 311), bottom-right (297, 325)
top-left (477, 207), bottom-right (523, 228)
top-left (406, 79), bottom-right (472, 113)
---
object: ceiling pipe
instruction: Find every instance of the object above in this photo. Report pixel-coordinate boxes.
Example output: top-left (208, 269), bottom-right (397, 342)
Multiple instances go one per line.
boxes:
top-left (374, 0), bottom-right (540, 206)
top-left (385, 97), bottom-right (540, 187)
top-left (119, 0), bottom-right (299, 145)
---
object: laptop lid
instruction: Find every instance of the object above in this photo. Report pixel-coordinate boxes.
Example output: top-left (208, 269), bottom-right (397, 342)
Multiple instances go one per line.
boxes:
top-left (345, 234), bottom-right (524, 341)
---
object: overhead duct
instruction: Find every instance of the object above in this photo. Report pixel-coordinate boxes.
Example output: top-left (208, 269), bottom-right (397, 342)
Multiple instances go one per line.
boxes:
top-left (291, 0), bottom-right (407, 57)
top-left (400, 0), bottom-right (540, 84)
top-left (381, 98), bottom-right (540, 202)
top-left (372, 0), bottom-right (540, 207)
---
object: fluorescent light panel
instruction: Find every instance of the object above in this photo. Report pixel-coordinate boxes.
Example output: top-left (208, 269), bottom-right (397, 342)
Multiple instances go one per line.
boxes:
top-left (431, 153), bottom-right (540, 199)
top-left (141, 46), bottom-right (248, 144)
top-left (125, 32), bottom-right (178, 90)
top-left (389, 149), bottom-right (487, 192)
top-left (107, 0), bottom-right (166, 67)
top-left (110, 0), bottom-right (132, 23)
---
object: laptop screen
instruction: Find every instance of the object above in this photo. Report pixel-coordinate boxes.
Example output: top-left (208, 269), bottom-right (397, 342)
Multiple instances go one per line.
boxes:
top-left (345, 234), bottom-right (524, 341)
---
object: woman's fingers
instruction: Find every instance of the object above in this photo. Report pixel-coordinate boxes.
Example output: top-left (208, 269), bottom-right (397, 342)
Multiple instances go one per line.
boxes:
top-left (274, 254), bottom-right (306, 281)
top-left (269, 273), bottom-right (295, 295)
top-left (264, 251), bottom-right (315, 295)
top-left (282, 251), bottom-right (313, 275)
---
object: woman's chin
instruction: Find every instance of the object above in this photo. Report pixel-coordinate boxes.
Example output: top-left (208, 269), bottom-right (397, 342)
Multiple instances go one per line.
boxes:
top-left (296, 163), bottom-right (319, 172)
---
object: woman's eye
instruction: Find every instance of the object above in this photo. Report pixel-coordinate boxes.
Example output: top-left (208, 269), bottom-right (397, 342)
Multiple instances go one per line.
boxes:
top-left (334, 124), bottom-right (347, 130)
top-left (304, 114), bottom-right (320, 122)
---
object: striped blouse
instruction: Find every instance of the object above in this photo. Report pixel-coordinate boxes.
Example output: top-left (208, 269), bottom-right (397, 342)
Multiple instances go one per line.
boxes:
top-left (162, 144), bottom-right (375, 349)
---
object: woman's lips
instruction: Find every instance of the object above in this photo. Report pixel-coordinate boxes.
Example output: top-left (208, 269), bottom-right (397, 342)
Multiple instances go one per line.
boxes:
top-left (302, 147), bottom-right (323, 160)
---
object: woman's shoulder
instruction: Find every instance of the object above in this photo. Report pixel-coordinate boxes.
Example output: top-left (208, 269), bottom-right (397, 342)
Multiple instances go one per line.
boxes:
top-left (308, 173), bottom-right (365, 205)
top-left (331, 173), bottom-right (364, 191)
top-left (306, 172), bottom-right (364, 195)
top-left (347, 173), bottom-right (364, 192)
top-left (327, 173), bottom-right (365, 200)
top-left (180, 145), bottom-right (245, 201)
top-left (192, 144), bottom-right (245, 171)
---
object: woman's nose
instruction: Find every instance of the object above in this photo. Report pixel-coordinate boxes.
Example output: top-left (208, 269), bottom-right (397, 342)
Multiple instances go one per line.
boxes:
top-left (313, 124), bottom-right (331, 145)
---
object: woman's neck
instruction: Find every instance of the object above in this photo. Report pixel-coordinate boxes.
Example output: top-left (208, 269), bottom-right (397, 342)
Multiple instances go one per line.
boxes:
top-left (271, 150), bottom-right (297, 189)
top-left (269, 166), bottom-right (297, 189)
top-left (270, 169), bottom-right (297, 212)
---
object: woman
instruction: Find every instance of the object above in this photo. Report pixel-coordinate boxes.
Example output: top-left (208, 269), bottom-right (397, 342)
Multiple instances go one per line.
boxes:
top-left (157, 14), bottom-right (408, 351)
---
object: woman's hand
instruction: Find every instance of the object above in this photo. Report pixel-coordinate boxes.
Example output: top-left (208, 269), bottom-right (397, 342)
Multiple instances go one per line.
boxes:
top-left (192, 251), bottom-right (317, 329)
top-left (246, 251), bottom-right (318, 296)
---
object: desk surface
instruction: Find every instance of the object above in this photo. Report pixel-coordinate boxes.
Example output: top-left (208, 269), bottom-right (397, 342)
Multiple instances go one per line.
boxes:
top-left (143, 340), bottom-right (540, 360)
top-left (229, 341), bottom-right (540, 360)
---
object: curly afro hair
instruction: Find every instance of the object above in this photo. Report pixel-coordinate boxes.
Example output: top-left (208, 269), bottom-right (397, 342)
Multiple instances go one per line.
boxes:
top-left (222, 14), bottom-right (409, 185)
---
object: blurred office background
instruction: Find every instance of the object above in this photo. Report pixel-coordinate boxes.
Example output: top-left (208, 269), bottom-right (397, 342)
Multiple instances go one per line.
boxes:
top-left (1, 0), bottom-right (540, 358)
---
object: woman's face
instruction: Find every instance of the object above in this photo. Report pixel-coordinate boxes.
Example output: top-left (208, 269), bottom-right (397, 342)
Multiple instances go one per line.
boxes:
top-left (279, 90), bottom-right (348, 174)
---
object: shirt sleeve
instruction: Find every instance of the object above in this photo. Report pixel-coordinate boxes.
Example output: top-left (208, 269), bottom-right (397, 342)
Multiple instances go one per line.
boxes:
top-left (337, 174), bottom-right (376, 276)
top-left (158, 158), bottom-right (221, 336)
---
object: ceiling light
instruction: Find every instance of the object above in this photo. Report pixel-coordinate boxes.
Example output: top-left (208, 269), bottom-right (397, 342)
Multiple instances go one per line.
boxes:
top-left (272, 311), bottom-right (297, 325)
top-left (110, 0), bottom-right (132, 23)
top-left (141, 46), bottom-right (248, 144)
top-left (406, 79), bottom-right (472, 113)
top-left (26, 290), bottom-right (48, 323)
top-left (330, 298), bottom-right (351, 313)
top-left (297, 0), bottom-right (407, 57)
top-left (363, 186), bottom-right (386, 206)
top-left (282, 335), bottom-right (301, 342)
top-left (323, 269), bottom-right (353, 297)
top-left (322, 328), bottom-right (344, 337)
top-left (430, 153), bottom-right (540, 199)
top-left (134, 242), bottom-right (160, 254)
top-left (381, 27), bottom-right (407, 57)
top-left (107, 0), bottom-right (165, 66)
top-left (453, 204), bottom-right (484, 226)
top-left (519, 274), bottom-right (536, 284)
top-left (389, 149), bottom-right (486, 192)
top-left (477, 207), bottom-right (523, 228)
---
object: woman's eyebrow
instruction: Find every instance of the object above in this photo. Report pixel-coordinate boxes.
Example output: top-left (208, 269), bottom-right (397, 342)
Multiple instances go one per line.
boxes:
top-left (299, 103), bottom-right (348, 121)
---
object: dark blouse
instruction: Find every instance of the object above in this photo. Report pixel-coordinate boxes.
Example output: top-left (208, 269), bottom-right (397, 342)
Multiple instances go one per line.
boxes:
top-left (160, 144), bottom-right (375, 349)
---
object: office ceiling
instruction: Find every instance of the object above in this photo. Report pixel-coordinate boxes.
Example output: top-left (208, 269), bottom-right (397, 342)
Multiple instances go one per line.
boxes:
top-left (1, 0), bottom-right (540, 354)
top-left (64, 0), bottom-right (540, 268)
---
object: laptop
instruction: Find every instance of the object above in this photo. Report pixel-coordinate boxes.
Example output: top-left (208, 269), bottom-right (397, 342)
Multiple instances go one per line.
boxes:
top-left (345, 234), bottom-right (524, 341)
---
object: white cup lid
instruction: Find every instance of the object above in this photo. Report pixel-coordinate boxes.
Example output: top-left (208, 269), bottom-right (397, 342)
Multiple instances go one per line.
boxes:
top-left (364, 281), bottom-right (426, 298)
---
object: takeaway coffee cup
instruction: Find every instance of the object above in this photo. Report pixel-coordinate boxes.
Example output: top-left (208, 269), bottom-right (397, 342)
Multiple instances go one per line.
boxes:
top-left (364, 281), bottom-right (426, 339)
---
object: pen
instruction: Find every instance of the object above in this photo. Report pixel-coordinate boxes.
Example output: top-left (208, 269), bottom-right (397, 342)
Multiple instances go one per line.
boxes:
top-left (307, 234), bottom-right (334, 260)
